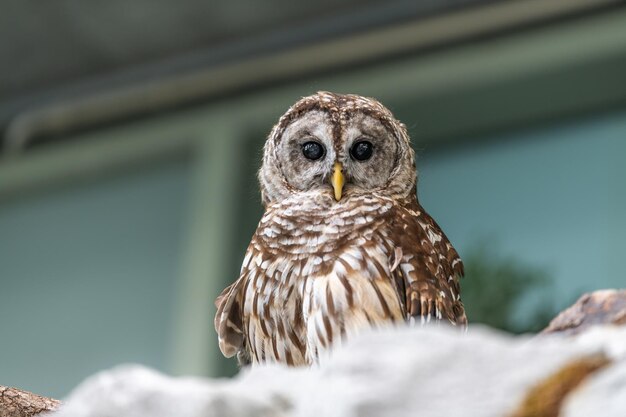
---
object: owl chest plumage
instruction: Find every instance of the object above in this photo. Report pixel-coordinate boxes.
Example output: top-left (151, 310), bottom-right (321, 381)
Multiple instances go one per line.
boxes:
top-left (241, 194), bottom-right (406, 365)
top-left (215, 193), bottom-right (465, 366)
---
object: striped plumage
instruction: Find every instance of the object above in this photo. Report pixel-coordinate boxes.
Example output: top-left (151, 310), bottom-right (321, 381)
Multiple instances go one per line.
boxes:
top-left (215, 92), bottom-right (466, 366)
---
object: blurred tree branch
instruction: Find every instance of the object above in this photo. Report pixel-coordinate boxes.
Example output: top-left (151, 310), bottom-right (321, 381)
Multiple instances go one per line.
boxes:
top-left (0, 385), bottom-right (60, 417)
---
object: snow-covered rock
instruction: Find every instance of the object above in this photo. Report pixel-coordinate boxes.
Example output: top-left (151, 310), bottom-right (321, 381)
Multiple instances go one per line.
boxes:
top-left (51, 325), bottom-right (626, 417)
top-left (562, 359), bottom-right (626, 417)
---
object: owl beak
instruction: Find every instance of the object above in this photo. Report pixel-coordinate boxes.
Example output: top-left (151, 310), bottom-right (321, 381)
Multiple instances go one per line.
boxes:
top-left (332, 162), bottom-right (345, 201)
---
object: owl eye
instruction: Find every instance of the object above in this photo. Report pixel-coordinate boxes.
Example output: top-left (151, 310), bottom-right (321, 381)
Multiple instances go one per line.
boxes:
top-left (350, 140), bottom-right (374, 161)
top-left (302, 141), bottom-right (325, 160)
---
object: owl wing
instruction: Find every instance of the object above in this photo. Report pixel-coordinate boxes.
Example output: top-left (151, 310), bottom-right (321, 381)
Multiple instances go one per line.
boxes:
top-left (214, 269), bottom-right (246, 359)
top-left (388, 201), bottom-right (466, 326)
top-left (215, 235), bottom-right (307, 366)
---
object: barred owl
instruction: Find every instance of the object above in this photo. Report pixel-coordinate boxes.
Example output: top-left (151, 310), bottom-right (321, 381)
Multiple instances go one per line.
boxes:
top-left (215, 92), bottom-right (466, 366)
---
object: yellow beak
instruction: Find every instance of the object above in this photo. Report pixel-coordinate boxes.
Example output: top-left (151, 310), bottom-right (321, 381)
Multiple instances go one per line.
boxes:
top-left (332, 162), bottom-right (345, 201)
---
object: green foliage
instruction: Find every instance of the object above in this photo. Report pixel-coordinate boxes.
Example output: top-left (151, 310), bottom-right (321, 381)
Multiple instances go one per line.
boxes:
top-left (460, 244), bottom-right (556, 334)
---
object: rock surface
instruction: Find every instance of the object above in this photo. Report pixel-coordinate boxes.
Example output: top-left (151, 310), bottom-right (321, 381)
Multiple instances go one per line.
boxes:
top-left (562, 358), bottom-right (626, 417)
top-left (542, 289), bottom-right (626, 335)
top-left (50, 325), bottom-right (626, 417)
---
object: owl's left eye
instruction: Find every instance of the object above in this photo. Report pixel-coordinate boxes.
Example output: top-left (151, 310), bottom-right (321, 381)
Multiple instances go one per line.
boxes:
top-left (350, 140), bottom-right (374, 161)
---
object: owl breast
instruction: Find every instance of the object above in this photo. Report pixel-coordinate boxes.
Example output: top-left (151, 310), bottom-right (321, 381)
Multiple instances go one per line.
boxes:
top-left (241, 192), bottom-right (405, 365)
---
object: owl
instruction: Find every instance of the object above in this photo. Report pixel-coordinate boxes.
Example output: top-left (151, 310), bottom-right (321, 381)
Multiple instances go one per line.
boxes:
top-left (215, 92), bottom-right (466, 366)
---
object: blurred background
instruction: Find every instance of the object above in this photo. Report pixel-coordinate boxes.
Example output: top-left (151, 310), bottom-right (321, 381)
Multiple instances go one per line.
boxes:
top-left (1, 0), bottom-right (626, 399)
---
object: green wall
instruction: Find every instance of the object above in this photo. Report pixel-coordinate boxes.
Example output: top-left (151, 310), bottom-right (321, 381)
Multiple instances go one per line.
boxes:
top-left (418, 110), bottom-right (626, 322)
top-left (0, 158), bottom-right (190, 398)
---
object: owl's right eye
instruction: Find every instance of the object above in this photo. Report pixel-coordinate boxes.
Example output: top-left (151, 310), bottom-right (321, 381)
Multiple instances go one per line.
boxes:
top-left (302, 141), bottom-right (325, 160)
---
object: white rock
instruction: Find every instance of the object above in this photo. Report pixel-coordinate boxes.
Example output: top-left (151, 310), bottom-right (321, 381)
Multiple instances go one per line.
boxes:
top-left (52, 325), bottom-right (626, 417)
top-left (562, 360), bottom-right (626, 417)
top-left (53, 365), bottom-right (294, 417)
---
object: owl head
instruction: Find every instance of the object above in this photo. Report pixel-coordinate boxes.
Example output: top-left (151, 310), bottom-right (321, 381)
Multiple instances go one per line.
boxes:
top-left (258, 92), bottom-right (417, 206)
